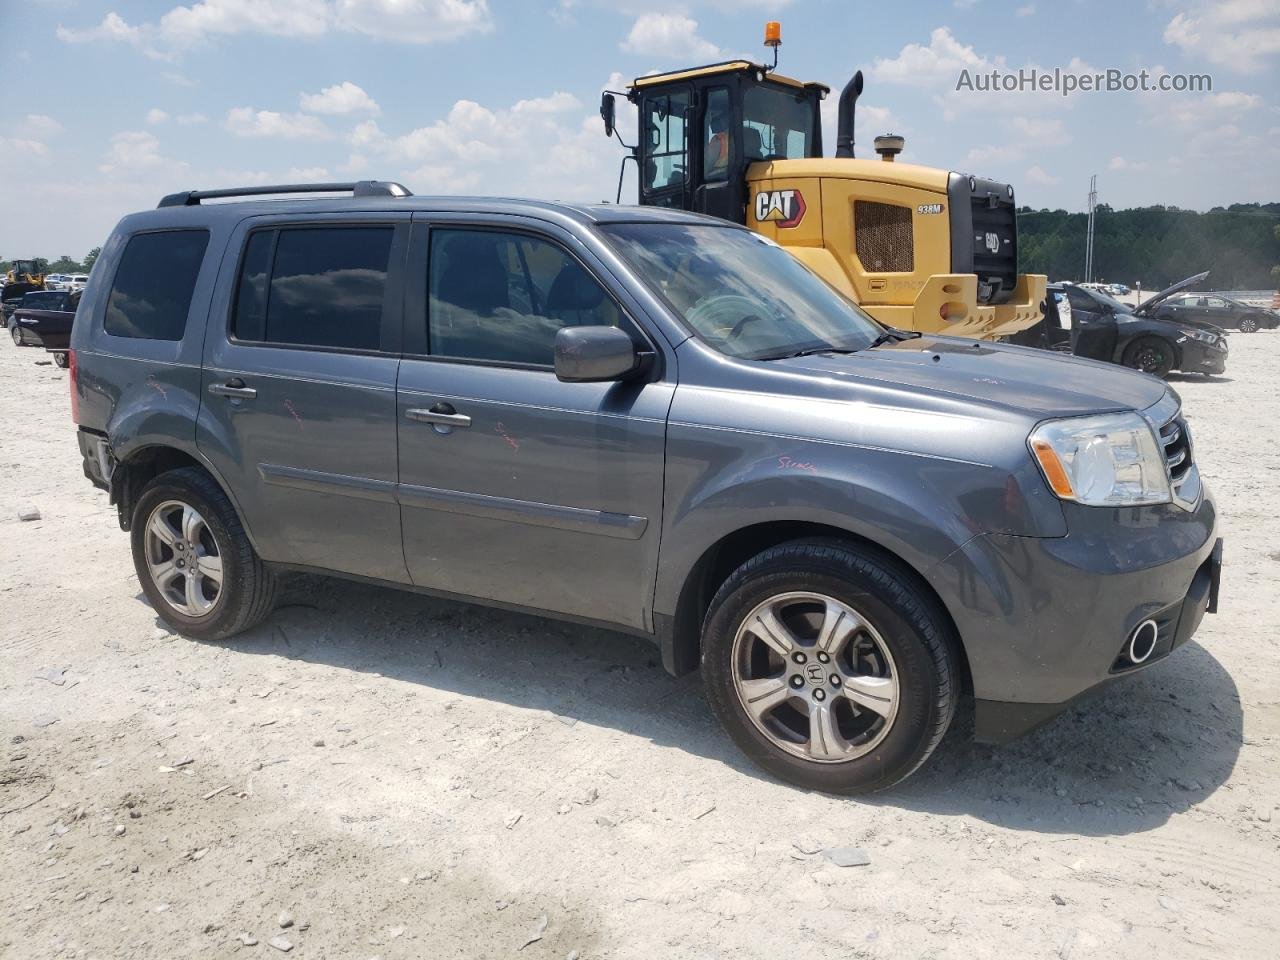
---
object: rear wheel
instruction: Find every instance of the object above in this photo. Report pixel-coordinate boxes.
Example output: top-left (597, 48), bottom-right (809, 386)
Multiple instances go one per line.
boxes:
top-left (701, 539), bottom-right (959, 794)
top-left (10, 325), bottom-right (21, 346)
top-left (53, 352), bottom-right (69, 369)
top-left (131, 467), bottom-right (277, 641)
top-left (1121, 335), bottom-right (1175, 378)
top-left (1239, 316), bottom-right (1259, 333)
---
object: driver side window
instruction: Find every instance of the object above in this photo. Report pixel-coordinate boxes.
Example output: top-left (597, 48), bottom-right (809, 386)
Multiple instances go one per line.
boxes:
top-left (642, 91), bottom-right (689, 195)
top-left (702, 88), bottom-right (731, 183)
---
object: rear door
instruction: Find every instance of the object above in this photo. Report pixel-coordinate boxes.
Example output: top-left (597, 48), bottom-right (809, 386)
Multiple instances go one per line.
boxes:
top-left (1065, 287), bottom-right (1113, 360)
top-left (395, 215), bottom-right (673, 629)
top-left (197, 214), bottom-right (411, 584)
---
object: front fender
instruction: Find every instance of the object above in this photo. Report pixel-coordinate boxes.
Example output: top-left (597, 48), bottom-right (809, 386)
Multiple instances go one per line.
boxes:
top-left (653, 423), bottom-right (1065, 619)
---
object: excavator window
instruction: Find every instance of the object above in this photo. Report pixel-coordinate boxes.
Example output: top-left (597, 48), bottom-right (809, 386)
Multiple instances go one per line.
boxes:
top-left (742, 85), bottom-right (815, 162)
top-left (641, 90), bottom-right (690, 199)
top-left (702, 87), bottom-right (731, 183)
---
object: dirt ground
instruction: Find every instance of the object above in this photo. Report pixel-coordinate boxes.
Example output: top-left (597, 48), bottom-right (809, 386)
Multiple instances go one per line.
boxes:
top-left (2, 328), bottom-right (1277, 960)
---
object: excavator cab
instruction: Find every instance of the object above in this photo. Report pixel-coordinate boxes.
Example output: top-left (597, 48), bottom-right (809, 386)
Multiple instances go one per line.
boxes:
top-left (611, 62), bottom-right (827, 226)
top-left (601, 22), bottom-right (1046, 340)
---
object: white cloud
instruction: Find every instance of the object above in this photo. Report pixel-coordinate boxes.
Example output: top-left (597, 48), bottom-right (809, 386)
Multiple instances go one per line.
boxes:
top-left (620, 14), bottom-right (720, 60)
top-left (225, 107), bottom-right (332, 140)
top-left (25, 115), bottom-right (63, 137)
top-left (1155, 89), bottom-right (1262, 130)
top-left (1010, 116), bottom-right (1068, 141)
top-left (57, 0), bottom-right (492, 58)
top-left (0, 138), bottom-right (48, 157)
top-left (146, 108), bottom-right (170, 125)
top-left (871, 27), bottom-right (994, 87)
top-left (351, 85), bottom-right (624, 202)
top-left (1108, 156), bottom-right (1150, 172)
top-left (333, 0), bottom-right (493, 43)
top-left (1164, 1), bottom-right (1280, 73)
top-left (99, 131), bottom-right (188, 177)
top-left (1016, 4), bottom-right (1035, 16)
top-left (300, 81), bottom-right (380, 116)
top-left (285, 166), bottom-right (331, 180)
top-left (177, 112), bottom-right (208, 125)
top-left (1024, 165), bottom-right (1061, 185)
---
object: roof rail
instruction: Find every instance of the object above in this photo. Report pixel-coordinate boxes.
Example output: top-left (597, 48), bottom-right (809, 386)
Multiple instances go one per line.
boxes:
top-left (157, 180), bottom-right (412, 208)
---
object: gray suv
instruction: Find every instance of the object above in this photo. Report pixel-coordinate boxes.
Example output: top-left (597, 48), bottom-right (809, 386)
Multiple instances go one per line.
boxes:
top-left (70, 181), bottom-right (1222, 793)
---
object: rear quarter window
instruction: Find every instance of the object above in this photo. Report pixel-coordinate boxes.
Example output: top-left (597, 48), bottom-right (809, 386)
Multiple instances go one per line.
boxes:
top-left (104, 230), bottom-right (209, 340)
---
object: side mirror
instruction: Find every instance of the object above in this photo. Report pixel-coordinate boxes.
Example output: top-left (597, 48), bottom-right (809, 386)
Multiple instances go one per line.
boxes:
top-left (554, 326), bottom-right (646, 383)
top-left (600, 92), bottom-right (616, 138)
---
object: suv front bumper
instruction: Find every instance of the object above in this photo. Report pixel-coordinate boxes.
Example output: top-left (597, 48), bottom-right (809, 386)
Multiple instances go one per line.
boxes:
top-left (931, 491), bottom-right (1222, 743)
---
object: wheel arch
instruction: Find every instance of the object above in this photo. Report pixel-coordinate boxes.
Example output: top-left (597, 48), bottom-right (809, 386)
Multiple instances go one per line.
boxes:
top-left (110, 442), bottom-right (260, 552)
top-left (656, 520), bottom-right (973, 695)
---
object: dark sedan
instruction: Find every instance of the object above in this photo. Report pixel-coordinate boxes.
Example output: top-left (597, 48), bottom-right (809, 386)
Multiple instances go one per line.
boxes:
top-left (1014, 275), bottom-right (1228, 379)
top-left (12, 290), bottom-right (78, 365)
top-left (1149, 292), bottom-right (1278, 333)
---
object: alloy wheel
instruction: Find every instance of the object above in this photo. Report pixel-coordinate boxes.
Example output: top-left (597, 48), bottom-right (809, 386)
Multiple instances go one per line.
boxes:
top-left (731, 591), bottom-right (900, 763)
top-left (143, 499), bottom-right (224, 617)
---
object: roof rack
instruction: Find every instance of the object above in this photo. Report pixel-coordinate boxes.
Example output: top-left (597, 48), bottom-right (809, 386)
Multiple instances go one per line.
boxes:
top-left (157, 180), bottom-right (412, 208)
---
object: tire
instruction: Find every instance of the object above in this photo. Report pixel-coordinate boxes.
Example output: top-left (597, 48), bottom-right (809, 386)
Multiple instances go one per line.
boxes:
top-left (700, 538), bottom-right (960, 794)
top-left (1120, 335), bottom-right (1175, 378)
top-left (130, 466), bottom-right (277, 641)
top-left (53, 352), bottom-right (68, 369)
top-left (1239, 317), bottom-right (1258, 334)
top-left (11, 325), bottom-right (21, 346)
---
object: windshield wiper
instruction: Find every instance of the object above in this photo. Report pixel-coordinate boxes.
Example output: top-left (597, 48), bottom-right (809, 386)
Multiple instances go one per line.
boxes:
top-left (755, 346), bottom-right (859, 361)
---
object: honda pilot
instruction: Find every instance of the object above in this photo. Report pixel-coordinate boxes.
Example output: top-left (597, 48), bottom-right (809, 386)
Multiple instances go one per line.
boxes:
top-left (69, 181), bottom-right (1223, 793)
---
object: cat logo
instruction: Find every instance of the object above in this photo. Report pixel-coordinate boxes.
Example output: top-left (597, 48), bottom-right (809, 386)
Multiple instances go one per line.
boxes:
top-left (754, 189), bottom-right (806, 228)
top-left (983, 231), bottom-right (1001, 254)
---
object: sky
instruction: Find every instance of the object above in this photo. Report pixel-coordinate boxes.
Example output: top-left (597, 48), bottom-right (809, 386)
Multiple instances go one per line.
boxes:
top-left (2, 0), bottom-right (1278, 259)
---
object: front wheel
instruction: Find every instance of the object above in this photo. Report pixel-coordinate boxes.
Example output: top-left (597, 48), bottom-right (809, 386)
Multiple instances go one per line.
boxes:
top-left (701, 539), bottom-right (960, 794)
top-left (10, 325), bottom-right (21, 346)
top-left (53, 352), bottom-right (69, 368)
top-left (1121, 335), bottom-right (1175, 378)
top-left (130, 466), bottom-right (277, 641)
top-left (1238, 317), bottom-right (1258, 333)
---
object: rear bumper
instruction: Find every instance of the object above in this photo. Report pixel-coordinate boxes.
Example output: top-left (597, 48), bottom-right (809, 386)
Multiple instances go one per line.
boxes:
top-left (973, 536), bottom-right (1222, 742)
top-left (78, 428), bottom-right (114, 491)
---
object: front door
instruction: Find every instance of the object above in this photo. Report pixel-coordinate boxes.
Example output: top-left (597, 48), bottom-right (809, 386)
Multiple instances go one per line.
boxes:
top-left (198, 215), bottom-right (411, 584)
top-left (395, 218), bottom-right (673, 630)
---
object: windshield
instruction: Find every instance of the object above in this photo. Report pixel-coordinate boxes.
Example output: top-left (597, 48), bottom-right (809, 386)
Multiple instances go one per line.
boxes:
top-left (1090, 288), bottom-right (1130, 313)
top-left (742, 84), bottom-right (815, 161)
top-left (601, 223), bottom-right (881, 359)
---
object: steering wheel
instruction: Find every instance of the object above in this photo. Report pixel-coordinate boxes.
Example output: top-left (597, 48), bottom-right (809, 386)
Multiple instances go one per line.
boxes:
top-left (686, 295), bottom-right (772, 343)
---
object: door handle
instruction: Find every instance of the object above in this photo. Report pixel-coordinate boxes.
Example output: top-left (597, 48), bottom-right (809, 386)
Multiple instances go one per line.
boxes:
top-left (406, 403), bottom-right (471, 429)
top-left (209, 378), bottom-right (257, 399)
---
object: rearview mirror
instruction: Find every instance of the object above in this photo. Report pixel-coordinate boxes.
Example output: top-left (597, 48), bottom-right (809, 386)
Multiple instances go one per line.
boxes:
top-left (555, 326), bottom-right (645, 383)
top-left (600, 92), bottom-right (616, 138)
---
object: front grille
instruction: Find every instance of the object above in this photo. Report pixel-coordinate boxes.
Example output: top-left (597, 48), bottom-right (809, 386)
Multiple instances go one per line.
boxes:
top-left (1160, 416), bottom-right (1193, 483)
top-left (970, 194), bottom-right (1017, 304)
top-left (854, 201), bottom-right (914, 273)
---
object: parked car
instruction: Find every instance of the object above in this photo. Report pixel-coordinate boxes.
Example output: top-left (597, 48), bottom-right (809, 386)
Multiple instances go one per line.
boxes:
top-left (1058, 276), bottom-right (1228, 378)
top-left (69, 274), bottom-right (90, 293)
top-left (69, 182), bottom-right (1222, 794)
top-left (45, 273), bottom-right (71, 291)
top-left (1149, 291), bottom-right (1279, 333)
top-left (12, 289), bottom-right (78, 365)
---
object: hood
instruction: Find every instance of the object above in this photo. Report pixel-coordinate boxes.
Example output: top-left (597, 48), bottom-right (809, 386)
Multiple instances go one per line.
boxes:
top-left (1135, 271), bottom-right (1209, 314)
top-left (767, 336), bottom-right (1168, 418)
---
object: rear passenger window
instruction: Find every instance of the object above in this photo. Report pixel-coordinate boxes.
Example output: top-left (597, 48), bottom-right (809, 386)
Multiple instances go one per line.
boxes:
top-left (428, 229), bottom-right (623, 366)
top-left (104, 230), bottom-right (209, 340)
top-left (232, 226), bottom-right (393, 351)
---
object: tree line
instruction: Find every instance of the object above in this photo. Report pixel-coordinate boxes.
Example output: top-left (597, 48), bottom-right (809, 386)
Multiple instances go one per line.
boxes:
top-left (1, 248), bottom-right (101, 277)
top-left (1017, 203), bottom-right (1280, 291)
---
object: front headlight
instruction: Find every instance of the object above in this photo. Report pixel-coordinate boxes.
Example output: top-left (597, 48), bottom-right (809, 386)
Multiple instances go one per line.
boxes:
top-left (1179, 328), bottom-right (1217, 344)
top-left (1029, 412), bottom-right (1171, 506)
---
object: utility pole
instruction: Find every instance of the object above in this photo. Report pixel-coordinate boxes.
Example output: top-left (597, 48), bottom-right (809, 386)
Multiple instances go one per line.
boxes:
top-left (1084, 174), bottom-right (1097, 284)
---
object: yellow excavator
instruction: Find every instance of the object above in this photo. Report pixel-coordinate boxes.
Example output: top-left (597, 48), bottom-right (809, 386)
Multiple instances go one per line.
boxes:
top-left (1, 258), bottom-right (48, 323)
top-left (600, 22), bottom-right (1045, 339)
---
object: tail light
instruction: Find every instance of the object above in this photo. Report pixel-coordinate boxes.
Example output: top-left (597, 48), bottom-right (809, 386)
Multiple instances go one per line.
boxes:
top-left (68, 349), bottom-right (79, 423)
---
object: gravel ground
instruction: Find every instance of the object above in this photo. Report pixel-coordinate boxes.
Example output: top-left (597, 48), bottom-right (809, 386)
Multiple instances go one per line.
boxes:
top-left (2, 329), bottom-right (1277, 959)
